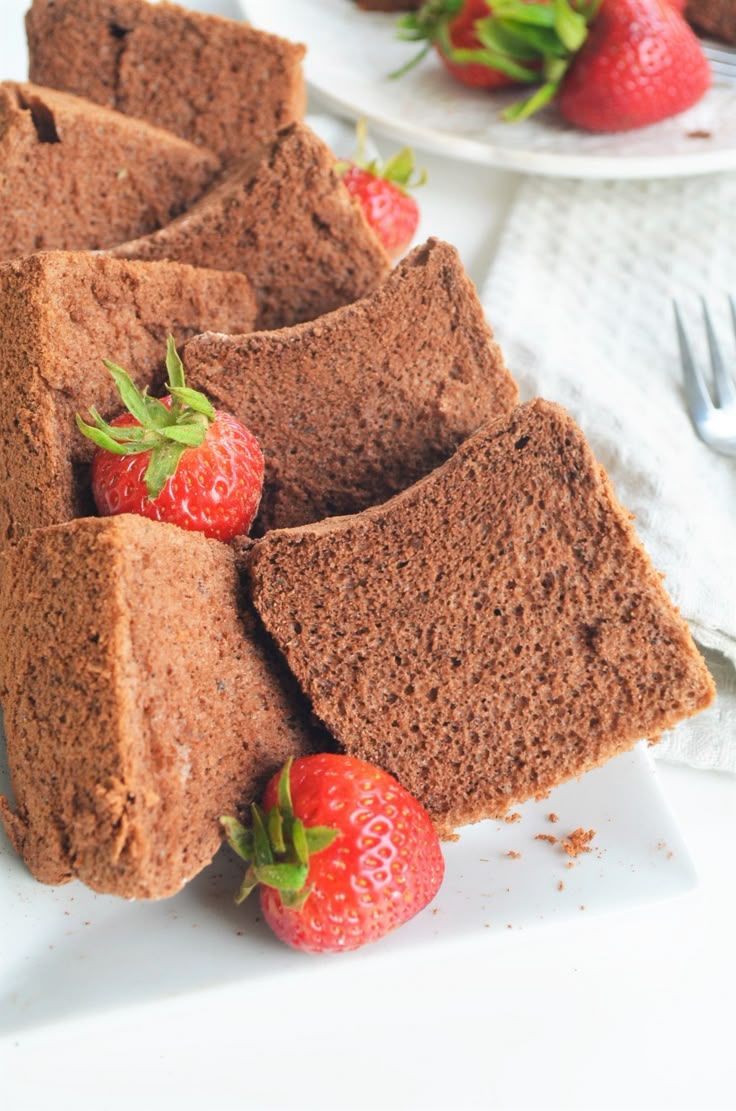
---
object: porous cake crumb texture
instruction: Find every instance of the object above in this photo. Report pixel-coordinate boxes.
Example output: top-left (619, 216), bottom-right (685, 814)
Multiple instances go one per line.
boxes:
top-left (114, 122), bottom-right (392, 330)
top-left (26, 0), bottom-right (306, 164)
top-left (184, 238), bottom-right (518, 532)
top-left (247, 399), bottom-right (715, 837)
top-left (0, 81), bottom-right (219, 261)
top-left (0, 515), bottom-right (315, 898)
top-left (0, 251), bottom-right (257, 546)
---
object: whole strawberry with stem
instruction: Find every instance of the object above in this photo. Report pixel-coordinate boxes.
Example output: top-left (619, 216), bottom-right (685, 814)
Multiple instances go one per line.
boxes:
top-left (222, 753), bottom-right (445, 953)
top-left (556, 0), bottom-right (711, 132)
top-left (336, 119), bottom-right (426, 260)
top-left (76, 336), bottom-right (264, 542)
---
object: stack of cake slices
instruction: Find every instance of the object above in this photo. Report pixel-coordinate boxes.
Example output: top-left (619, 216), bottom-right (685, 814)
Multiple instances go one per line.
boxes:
top-left (0, 0), bottom-right (714, 902)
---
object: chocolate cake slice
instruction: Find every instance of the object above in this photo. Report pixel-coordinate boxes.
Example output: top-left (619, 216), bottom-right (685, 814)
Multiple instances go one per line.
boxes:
top-left (247, 399), bottom-right (715, 837)
top-left (686, 0), bottom-right (736, 42)
top-left (112, 122), bottom-right (391, 330)
top-left (183, 238), bottom-right (518, 532)
top-left (0, 515), bottom-right (316, 899)
top-left (0, 251), bottom-right (257, 546)
top-left (26, 0), bottom-right (306, 165)
top-left (0, 82), bottom-right (220, 261)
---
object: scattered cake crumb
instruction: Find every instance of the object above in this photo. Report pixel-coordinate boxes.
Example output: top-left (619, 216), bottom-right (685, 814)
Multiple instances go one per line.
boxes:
top-left (566, 861), bottom-right (575, 869)
top-left (534, 833), bottom-right (558, 844)
top-left (506, 850), bottom-right (522, 859)
top-left (687, 129), bottom-right (712, 139)
top-left (561, 828), bottom-right (596, 857)
top-left (579, 904), bottom-right (586, 911)
top-left (548, 812), bottom-right (559, 823)
top-left (504, 812), bottom-right (522, 824)
top-left (557, 881), bottom-right (565, 891)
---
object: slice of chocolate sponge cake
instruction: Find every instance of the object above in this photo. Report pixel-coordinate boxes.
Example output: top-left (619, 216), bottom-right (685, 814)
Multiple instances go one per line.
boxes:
top-left (26, 0), bottom-right (306, 165)
top-left (112, 122), bottom-right (391, 331)
top-left (247, 399), bottom-right (715, 838)
top-left (0, 251), bottom-right (256, 546)
top-left (183, 238), bottom-right (518, 533)
top-left (0, 515), bottom-right (316, 899)
top-left (0, 82), bottom-right (220, 261)
top-left (686, 0), bottom-right (736, 42)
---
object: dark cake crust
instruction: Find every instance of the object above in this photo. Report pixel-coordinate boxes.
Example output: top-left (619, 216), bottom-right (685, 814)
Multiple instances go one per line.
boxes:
top-left (183, 238), bottom-right (518, 533)
top-left (247, 399), bottom-right (715, 837)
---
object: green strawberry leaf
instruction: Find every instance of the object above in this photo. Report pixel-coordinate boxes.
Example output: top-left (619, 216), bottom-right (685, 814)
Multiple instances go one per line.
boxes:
top-left (475, 19), bottom-right (551, 61)
top-left (255, 862), bottom-right (309, 891)
top-left (143, 440), bottom-right (186, 499)
top-left (235, 866), bottom-right (259, 905)
top-left (168, 386), bottom-right (216, 420)
top-left (102, 361), bottom-right (150, 426)
top-left (292, 817), bottom-right (309, 867)
top-left (221, 815), bottom-right (254, 862)
top-left (503, 78), bottom-right (559, 121)
top-left (449, 46), bottom-right (539, 82)
top-left (141, 392), bottom-right (175, 429)
top-left (553, 0), bottom-right (589, 50)
top-left (78, 337), bottom-right (219, 502)
top-left (267, 805), bottom-right (286, 855)
top-left (489, 0), bottom-right (556, 26)
top-left (277, 757), bottom-right (296, 821)
top-left (74, 415), bottom-right (141, 455)
top-left (305, 826), bottom-right (340, 854)
top-left (160, 422), bottom-right (208, 447)
top-left (279, 885), bottom-right (313, 912)
top-left (251, 804), bottom-right (274, 869)
top-left (338, 119), bottom-right (426, 194)
top-left (221, 759), bottom-right (341, 912)
top-left (165, 335), bottom-right (187, 391)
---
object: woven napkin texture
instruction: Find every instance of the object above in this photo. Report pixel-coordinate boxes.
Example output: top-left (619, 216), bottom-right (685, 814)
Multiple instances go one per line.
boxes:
top-left (481, 171), bottom-right (736, 772)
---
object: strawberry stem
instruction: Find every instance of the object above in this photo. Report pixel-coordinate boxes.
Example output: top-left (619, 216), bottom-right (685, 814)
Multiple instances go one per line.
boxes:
top-left (76, 335), bottom-right (216, 500)
top-left (221, 758), bottom-right (340, 911)
top-left (336, 119), bottom-right (427, 194)
top-left (390, 0), bottom-right (601, 125)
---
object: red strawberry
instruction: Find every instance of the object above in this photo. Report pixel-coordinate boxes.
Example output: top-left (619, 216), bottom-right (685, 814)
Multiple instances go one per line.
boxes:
top-left (393, 0), bottom-right (557, 91)
top-left (557, 0), bottom-right (711, 132)
top-left (439, 0), bottom-right (519, 88)
top-left (77, 336), bottom-right (264, 542)
top-left (336, 121), bottom-right (425, 260)
top-left (222, 754), bottom-right (444, 953)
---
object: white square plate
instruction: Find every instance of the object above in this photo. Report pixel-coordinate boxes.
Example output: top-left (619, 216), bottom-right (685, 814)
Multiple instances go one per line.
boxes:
top-left (1, 726), bottom-right (696, 1034)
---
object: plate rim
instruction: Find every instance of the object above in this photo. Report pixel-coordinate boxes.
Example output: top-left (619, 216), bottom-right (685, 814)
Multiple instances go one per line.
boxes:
top-left (240, 0), bottom-right (736, 180)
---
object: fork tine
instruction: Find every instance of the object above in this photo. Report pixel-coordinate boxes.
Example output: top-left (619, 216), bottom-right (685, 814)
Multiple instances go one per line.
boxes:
top-left (674, 301), bottom-right (714, 425)
top-left (702, 296), bottom-right (736, 408)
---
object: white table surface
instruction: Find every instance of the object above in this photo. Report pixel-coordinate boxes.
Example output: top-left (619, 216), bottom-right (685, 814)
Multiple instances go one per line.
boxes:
top-left (1, 3), bottom-right (735, 1109)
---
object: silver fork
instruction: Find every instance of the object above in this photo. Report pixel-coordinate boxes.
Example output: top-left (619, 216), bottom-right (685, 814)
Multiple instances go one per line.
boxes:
top-left (674, 297), bottom-right (736, 457)
top-left (699, 37), bottom-right (736, 84)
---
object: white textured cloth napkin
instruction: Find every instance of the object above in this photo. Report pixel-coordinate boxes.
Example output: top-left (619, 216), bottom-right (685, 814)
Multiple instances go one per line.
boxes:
top-left (481, 171), bottom-right (736, 772)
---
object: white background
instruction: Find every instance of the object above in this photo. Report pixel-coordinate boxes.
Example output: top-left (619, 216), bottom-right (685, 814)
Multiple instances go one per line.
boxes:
top-left (0, 2), bottom-right (734, 1109)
